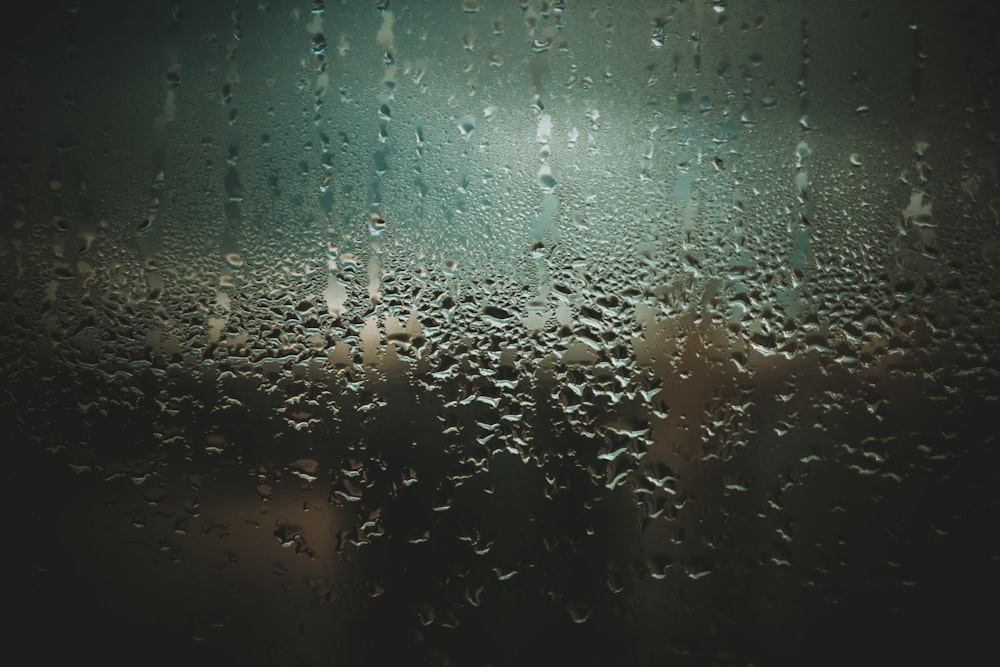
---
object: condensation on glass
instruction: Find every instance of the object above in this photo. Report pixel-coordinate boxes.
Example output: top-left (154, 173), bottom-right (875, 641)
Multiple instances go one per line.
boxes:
top-left (2, 1), bottom-right (998, 665)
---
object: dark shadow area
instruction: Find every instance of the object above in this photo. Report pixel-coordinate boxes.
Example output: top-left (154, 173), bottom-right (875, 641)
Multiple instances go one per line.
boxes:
top-left (4, 349), bottom-right (998, 666)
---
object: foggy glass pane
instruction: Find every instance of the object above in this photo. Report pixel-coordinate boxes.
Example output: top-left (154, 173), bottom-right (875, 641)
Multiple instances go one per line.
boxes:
top-left (3, 1), bottom-right (998, 664)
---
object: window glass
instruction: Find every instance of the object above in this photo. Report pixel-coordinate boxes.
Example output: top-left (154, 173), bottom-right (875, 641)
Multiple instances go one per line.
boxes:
top-left (3, 1), bottom-right (998, 664)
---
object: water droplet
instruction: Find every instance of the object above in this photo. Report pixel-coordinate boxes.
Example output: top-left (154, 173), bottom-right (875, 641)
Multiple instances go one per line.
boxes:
top-left (537, 164), bottom-right (557, 192)
top-left (311, 33), bottom-right (327, 55)
top-left (532, 37), bottom-right (552, 54)
top-left (457, 116), bottom-right (475, 139)
top-left (339, 253), bottom-right (361, 273)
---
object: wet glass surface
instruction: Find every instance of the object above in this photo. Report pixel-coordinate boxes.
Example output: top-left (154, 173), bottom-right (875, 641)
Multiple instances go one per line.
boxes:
top-left (2, 1), bottom-right (999, 665)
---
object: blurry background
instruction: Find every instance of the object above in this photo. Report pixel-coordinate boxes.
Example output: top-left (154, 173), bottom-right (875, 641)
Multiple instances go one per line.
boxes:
top-left (2, 1), bottom-right (999, 665)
